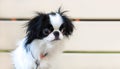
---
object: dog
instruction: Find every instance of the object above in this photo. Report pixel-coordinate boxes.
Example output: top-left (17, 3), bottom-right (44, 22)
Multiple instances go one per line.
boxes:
top-left (11, 9), bottom-right (74, 69)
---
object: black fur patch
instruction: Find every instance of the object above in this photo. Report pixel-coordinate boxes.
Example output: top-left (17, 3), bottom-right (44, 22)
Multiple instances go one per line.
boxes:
top-left (25, 13), bottom-right (54, 46)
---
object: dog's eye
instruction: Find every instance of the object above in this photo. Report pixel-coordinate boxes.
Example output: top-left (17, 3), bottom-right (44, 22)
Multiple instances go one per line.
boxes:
top-left (43, 28), bottom-right (51, 35)
top-left (60, 24), bottom-right (65, 33)
top-left (61, 28), bottom-right (65, 33)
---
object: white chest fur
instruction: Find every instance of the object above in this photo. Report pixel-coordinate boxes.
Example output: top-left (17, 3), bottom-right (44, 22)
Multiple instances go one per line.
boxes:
top-left (12, 38), bottom-right (64, 69)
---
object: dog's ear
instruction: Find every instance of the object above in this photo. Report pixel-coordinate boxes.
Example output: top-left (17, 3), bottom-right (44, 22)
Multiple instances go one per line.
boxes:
top-left (25, 13), bottom-right (47, 46)
top-left (62, 15), bottom-right (74, 37)
top-left (26, 13), bottom-right (46, 32)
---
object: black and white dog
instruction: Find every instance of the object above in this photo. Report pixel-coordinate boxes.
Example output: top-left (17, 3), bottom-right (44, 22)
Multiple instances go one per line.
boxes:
top-left (12, 9), bottom-right (74, 69)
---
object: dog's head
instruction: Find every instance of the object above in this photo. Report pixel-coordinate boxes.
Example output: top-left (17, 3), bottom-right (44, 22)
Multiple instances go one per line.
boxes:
top-left (25, 9), bottom-right (74, 45)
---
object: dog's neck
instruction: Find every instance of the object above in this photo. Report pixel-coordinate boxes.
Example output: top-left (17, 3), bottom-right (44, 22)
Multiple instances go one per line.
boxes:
top-left (28, 39), bottom-right (64, 60)
top-left (28, 39), bottom-right (50, 59)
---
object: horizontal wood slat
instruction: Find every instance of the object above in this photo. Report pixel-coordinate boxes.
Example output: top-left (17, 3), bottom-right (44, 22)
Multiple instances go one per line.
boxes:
top-left (0, 21), bottom-right (26, 50)
top-left (58, 54), bottom-right (120, 69)
top-left (1, 21), bottom-right (120, 51)
top-left (0, 0), bottom-right (120, 18)
top-left (0, 53), bottom-right (13, 69)
top-left (1, 53), bottom-right (120, 69)
top-left (65, 21), bottom-right (120, 51)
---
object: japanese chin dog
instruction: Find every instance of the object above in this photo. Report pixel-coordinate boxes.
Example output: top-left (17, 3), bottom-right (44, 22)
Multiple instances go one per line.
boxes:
top-left (12, 9), bottom-right (74, 69)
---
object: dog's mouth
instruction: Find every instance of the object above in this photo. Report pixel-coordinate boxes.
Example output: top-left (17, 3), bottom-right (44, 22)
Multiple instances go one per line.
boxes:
top-left (52, 38), bottom-right (60, 41)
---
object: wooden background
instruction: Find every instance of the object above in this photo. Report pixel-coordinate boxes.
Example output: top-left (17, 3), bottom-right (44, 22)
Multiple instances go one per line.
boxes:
top-left (0, 0), bottom-right (120, 69)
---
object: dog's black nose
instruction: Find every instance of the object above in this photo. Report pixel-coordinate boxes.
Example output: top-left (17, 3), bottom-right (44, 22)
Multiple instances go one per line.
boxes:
top-left (53, 31), bottom-right (59, 37)
top-left (53, 31), bottom-right (59, 40)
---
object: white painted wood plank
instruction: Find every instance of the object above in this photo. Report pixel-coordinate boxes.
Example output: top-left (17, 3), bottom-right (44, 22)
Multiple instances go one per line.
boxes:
top-left (0, 53), bottom-right (13, 69)
top-left (0, 0), bottom-right (120, 18)
top-left (0, 21), bottom-right (26, 49)
top-left (1, 53), bottom-right (120, 69)
top-left (64, 21), bottom-right (120, 51)
top-left (58, 53), bottom-right (120, 69)
top-left (1, 21), bottom-right (120, 51)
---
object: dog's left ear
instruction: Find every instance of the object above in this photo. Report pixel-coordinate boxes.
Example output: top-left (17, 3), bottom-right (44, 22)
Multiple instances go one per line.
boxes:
top-left (62, 15), bottom-right (74, 37)
top-left (25, 13), bottom-right (48, 45)
top-left (26, 13), bottom-right (47, 32)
